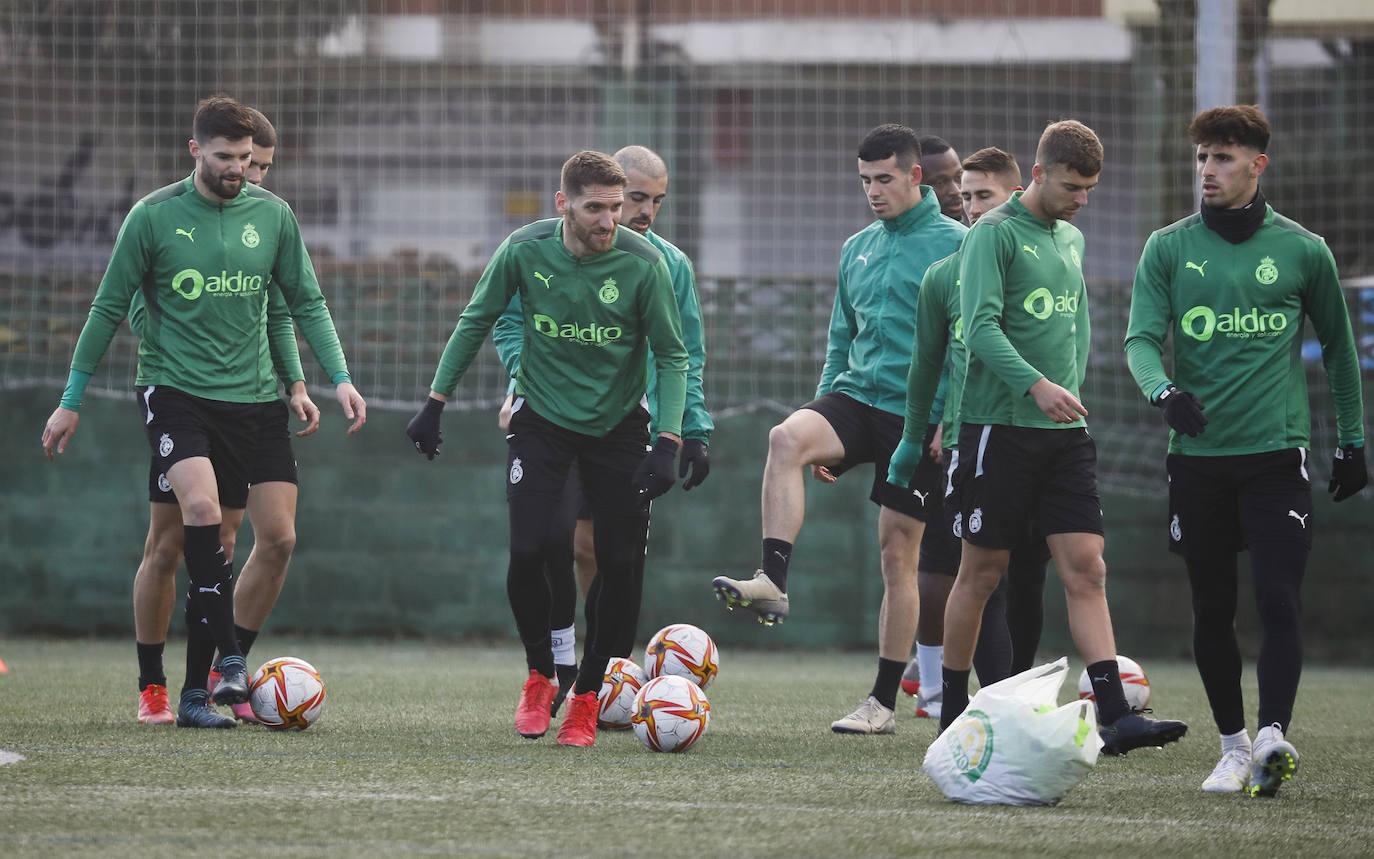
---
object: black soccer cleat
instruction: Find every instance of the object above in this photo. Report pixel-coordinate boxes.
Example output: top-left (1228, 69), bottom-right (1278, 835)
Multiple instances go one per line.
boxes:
top-left (176, 689), bottom-right (236, 729)
top-left (1099, 709), bottom-right (1188, 756)
top-left (210, 654), bottom-right (250, 705)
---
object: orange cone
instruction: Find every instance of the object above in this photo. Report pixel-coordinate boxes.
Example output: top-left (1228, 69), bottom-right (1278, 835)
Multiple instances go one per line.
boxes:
top-left (0, 657), bottom-right (8, 674)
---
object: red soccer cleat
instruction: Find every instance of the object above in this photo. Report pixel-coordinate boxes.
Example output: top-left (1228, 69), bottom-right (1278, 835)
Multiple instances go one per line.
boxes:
top-left (557, 691), bottom-right (598, 747)
top-left (137, 684), bottom-right (176, 725)
top-left (515, 670), bottom-right (556, 738)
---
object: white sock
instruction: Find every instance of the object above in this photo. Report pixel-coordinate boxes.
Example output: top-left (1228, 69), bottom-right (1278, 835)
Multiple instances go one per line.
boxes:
top-left (550, 624), bottom-right (576, 666)
top-left (917, 644), bottom-right (943, 695)
top-left (1221, 728), bottom-right (1251, 755)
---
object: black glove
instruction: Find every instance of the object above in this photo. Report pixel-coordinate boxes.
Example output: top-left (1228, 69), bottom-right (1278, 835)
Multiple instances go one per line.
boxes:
top-left (1155, 384), bottom-right (1207, 437)
top-left (678, 439), bottom-right (710, 491)
top-left (632, 437), bottom-right (679, 500)
top-left (405, 396), bottom-right (445, 460)
top-left (1329, 444), bottom-right (1368, 502)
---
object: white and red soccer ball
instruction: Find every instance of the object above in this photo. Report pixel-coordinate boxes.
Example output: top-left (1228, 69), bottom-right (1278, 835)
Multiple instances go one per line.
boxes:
top-left (248, 656), bottom-right (327, 730)
top-left (643, 623), bottom-right (719, 690)
top-left (597, 657), bottom-right (647, 730)
top-left (631, 674), bottom-right (711, 752)
top-left (1077, 654), bottom-right (1150, 712)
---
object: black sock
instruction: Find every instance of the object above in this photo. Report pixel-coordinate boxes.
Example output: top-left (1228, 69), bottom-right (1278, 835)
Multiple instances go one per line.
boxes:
top-left (235, 625), bottom-right (259, 659)
top-left (870, 657), bottom-right (905, 711)
top-left (761, 538), bottom-right (792, 591)
top-left (1087, 659), bottom-right (1130, 724)
top-left (182, 592), bottom-right (218, 696)
top-left (136, 641), bottom-right (166, 691)
top-left (182, 524), bottom-right (241, 659)
top-left (940, 667), bottom-right (971, 732)
top-left (555, 663), bottom-right (580, 692)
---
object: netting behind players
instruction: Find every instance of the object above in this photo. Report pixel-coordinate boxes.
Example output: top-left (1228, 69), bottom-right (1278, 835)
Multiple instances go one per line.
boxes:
top-left (2, 1), bottom-right (1371, 495)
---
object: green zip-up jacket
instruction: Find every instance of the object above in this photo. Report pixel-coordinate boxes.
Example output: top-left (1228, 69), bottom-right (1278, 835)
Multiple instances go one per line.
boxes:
top-left (64, 175), bottom-right (349, 408)
top-left (901, 249), bottom-right (965, 449)
top-left (430, 218), bottom-right (688, 437)
top-left (1125, 205), bottom-right (1364, 454)
top-left (959, 191), bottom-right (1090, 429)
top-left (493, 227), bottom-right (712, 441)
top-left (818, 188), bottom-right (967, 416)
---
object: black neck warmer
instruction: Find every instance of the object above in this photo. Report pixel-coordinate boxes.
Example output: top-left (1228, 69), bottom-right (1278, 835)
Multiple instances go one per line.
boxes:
top-left (1201, 189), bottom-right (1266, 244)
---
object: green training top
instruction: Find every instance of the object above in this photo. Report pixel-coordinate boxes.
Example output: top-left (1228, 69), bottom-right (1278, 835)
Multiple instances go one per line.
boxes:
top-left (65, 174), bottom-right (349, 407)
top-left (493, 226), bottom-right (711, 441)
top-left (430, 217), bottom-right (688, 437)
top-left (901, 248), bottom-right (966, 449)
top-left (958, 191), bottom-right (1090, 429)
top-left (1125, 205), bottom-right (1365, 454)
top-left (818, 188), bottom-right (967, 416)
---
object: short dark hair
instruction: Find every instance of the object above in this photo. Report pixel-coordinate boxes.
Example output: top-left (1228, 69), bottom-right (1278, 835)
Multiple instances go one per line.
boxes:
top-left (918, 135), bottom-right (953, 157)
top-left (561, 150), bottom-right (626, 199)
top-left (961, 147), bottom-right (1022, 187)
top-left (857, 124), bottom-right (922, 168)
top-left (192, 94), bottom-right (256, 144)
top-left (247, 107), bottom-right (278, 149)
top-left (1035, 120), bottom-right (1103, 177)
top-left (1188, 105), bottom-right (1270, 152)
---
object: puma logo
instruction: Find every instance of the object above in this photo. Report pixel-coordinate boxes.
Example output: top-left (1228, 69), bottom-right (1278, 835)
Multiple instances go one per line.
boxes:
top-left (911, 489), bottom-right (930, 505)
top-left (176, 227), bottom-right (196, 242)
top-left (533, 271), bottom-right (554, 289)
top-left (1185, 260), bottom-right (1208, 277)
top-left (1021, 244), bottom-right (1040, 260)
top-left (1091, 674), bottom-right (1109, 685)
top-left (856, 253), bottom-right (870, 265)
top-left (197, 582), bottom-right (224, 595)
top-left (1287, 510), bottom-right (1309, 528)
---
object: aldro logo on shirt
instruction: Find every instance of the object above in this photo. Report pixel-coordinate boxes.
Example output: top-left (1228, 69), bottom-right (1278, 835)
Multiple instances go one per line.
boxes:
top-left (171, 269), bottom-right (265, 300)
top-left (1179, 304), bottom-right (1287, 342)
top-left (1022, 287), bottom-right (1079, 320)
top-left (531, 313), bottom-right (622, 346)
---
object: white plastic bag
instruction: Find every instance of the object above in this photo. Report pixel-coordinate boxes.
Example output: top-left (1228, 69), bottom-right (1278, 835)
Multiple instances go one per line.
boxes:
top-left (923, 657), bottom-right (1104, 806)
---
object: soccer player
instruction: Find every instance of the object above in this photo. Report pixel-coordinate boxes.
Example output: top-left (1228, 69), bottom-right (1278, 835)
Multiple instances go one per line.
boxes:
top-left (42, 95), bottom-right (365, 729)
top-left (406, 150), bottom-right (688, 748)
top-left (492, 145), bottom-right (713, 714)
top-left (712, 124), bottom-right (966, 734)
top-left (940, 119), bottom-right (1187, 755)
top-left (1125, 105), bottom-right (1366, 795)
top-left (918, 136), bottom-right (965, 222)
top-left (127, 108), bottom-right (352, 726)
top-left (890, 148), bottom-right (1052, 719)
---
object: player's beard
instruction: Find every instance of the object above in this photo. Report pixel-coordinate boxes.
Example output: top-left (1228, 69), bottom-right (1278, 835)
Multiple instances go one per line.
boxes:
top-left (568, 217), bottom-right (615, 254)
top-left (199, 164), bottom-right (243, 201)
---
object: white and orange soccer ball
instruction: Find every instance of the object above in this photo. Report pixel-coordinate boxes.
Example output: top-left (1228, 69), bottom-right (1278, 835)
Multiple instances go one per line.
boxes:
top-left (643, 623), bottom-right (719, 689)
top-left (631, 674), bottom-right (711, 752)
top-left (1077, 655), bottom-right (1150, 712)
top-left (248, 656), bottom-right (327, 730)
top-left (597, 657), bottom-right (647, 730)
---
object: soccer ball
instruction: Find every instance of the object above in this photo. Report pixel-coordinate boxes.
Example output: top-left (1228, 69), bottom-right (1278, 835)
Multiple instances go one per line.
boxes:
top-left (248, 656), bottom-right (327, 730)
top-left (1077, 655), bottom-right (1150, 711)
top-left (597, 657), bottom-right (647, 730)
top-left (631, 674), bottom-right (711, 753)
top-left (643, 623), bottom-right (719, 689)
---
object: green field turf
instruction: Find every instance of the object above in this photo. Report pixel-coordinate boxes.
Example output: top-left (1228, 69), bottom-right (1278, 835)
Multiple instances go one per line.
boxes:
top-left (0, 639), bottom-right (1370, 857)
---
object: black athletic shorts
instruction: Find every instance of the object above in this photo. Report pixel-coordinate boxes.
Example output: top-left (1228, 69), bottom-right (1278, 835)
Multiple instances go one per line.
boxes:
top-left (956, 423), bottom-right (1103, 550)
top-left (1165, 448), bottom-right (1313, 558)
top-left (505, 398), bottom-right (649, 520)
top-left (138, 386), bottom-right (292, 509)
top-left (799, 392), bottom-right (928, 520)
top-left (918, 448), bottom-right (962, 575)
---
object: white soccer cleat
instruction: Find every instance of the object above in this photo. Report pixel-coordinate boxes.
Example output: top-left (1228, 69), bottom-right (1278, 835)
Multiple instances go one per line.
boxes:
top-left (830, 695), bottom-right (896, 735)
top-left (1202, 746), bottom-right (1252, 793)
top-left (1247, 723), bottom-right (1299, 798)
top-left (712, 570), bottom-right (789, 626)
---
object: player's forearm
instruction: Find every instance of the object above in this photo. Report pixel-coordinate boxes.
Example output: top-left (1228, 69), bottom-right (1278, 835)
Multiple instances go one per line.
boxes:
top-left (1123, 336), bottom-right (1170, 401)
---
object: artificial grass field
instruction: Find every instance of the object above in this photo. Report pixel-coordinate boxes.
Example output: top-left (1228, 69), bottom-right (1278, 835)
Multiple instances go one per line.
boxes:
top-left (0, 638), bottom-right (1370, 857)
